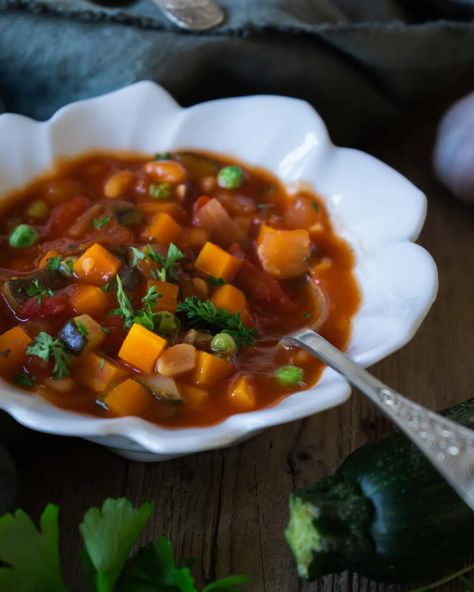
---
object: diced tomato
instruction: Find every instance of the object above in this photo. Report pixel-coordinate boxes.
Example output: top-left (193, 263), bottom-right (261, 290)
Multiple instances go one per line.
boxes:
top-left (100, 314), bottom-right (127, 356)
top-left (24, 355), bottom-right (54, 381)
top-left (19, 294), bottom-right (69, 319)
top-left (45, 196), bottom-right (90, 238)
top-left (231, 250), bottom-right (296, 313)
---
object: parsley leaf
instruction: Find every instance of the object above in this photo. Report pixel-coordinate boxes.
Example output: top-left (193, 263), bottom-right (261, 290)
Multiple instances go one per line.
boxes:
top-left (93, 216), bottom-right (111, 230)
top-left (26, 332), bottom-right (71, 378)
top-left (111, 275), bottom-right (135, 328)
top-left (79, 498), bottom-right (153, 592)
top-left (27, 279), bottom-right (54, 304)
top-left (176, 297), bottom-right (256, 348)
top-left (76, 321), bottom-right (89, 337)
top-left (47, 256), bottom-right (62, 271)
top-left (142, 286), bottom-right (161, 306)
top-left (153, 243), bottom-right (184, 282)
top-left (129, 247), bottom-right (146, 268)
top-left (0, 504), bottom-right (68, 592)
top-left (15, 372), bottom-right (34, 388)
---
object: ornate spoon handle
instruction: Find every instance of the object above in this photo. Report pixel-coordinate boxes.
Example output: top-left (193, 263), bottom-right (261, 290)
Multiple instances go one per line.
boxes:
top-left (285, 328), bottom-right (474, 510)
top-left (151, 0), bottom-right (225, 31)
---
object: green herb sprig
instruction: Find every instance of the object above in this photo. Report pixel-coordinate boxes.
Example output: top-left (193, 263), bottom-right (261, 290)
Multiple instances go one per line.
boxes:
top-left (27, 279), bottom-right (54, 304)
top-left (26, 332), bottom-right (71, 378)
top-left (176, 296), bottom-right (255, 349)
top-left (0, 498), bottom-right (249, 592)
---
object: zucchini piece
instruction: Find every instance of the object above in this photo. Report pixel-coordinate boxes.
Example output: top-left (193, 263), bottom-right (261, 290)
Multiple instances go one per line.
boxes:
top-left (2, 269), bottom-right (67, 308)
top-left (114, 207), bottom-right (143, 227)
top-left (286, 398), bottom-right (474, 582)
top-left (58, 319), bottom-right (87, 356)
top-left (174, 152), bottom-right (219, 177)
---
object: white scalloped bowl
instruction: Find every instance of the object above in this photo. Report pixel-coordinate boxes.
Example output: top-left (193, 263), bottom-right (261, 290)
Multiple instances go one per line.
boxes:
top-left (0, 82), bottom-right (437, 461)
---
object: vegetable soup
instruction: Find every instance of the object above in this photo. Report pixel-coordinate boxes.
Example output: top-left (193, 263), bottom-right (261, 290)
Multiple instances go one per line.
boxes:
top-left (0, 151), bottom-right (359, 427)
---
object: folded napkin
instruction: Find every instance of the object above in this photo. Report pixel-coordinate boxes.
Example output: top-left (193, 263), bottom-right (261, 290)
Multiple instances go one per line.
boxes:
top-left (1, 0), bottom-right (474, 143)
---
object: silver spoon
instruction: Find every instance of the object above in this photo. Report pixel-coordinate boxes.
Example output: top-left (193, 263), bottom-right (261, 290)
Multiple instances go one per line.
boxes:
top-left (284, 327), bottom-right (474, 511)
top-left (150, 0), bottom-right (225, 31)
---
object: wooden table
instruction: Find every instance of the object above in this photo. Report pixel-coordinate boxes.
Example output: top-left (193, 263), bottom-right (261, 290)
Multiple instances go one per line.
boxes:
top-left (4, 111), bottom-right (474, 592)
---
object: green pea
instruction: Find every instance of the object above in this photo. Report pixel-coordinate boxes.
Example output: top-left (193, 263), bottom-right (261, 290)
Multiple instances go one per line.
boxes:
top-left (217, 165), bottom-right (243, 189)
top-left (211, 332), bottom-right (237, 355)
top-left (275, 365), bottom-right (304, 387)
top-left (149, 182), bottom-right (172, 200)
top-left (9, 224), bottom-right (38, 248)
top-left (26, 199), bottom-right (49, 219)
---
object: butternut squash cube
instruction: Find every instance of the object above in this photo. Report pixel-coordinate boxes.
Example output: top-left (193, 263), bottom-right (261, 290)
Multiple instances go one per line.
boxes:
top-left (256, 225), bottom-right (310, 279)
top-left (74, 243), bottom-right (121, 286)
top-left (0, 326), bottom-right (32, 378)
top-left (211, 284), bottom-right (248, 317)
top-left (144, 212), bottom-right (182, 245)
top-left (228, 376), bottom-right (256, 411)
top-left (70, 284), bottom-right (108, 317)
top-left (194, 242), bottom-right (241, 282)
top-left (104, 378), bottom-right (152, 417)
top-left (118, 323), bottom-right (167, 373)
top-left (75, 351), bottom-right (129, 393)
top-left (73, 314), bottom-right (105, 352)
top-left (147, 280), bottom-right (179, 313)
top-left (178, 384), bottom-right (208, 410)
top-left (187, 350), bottom-right (234, 387)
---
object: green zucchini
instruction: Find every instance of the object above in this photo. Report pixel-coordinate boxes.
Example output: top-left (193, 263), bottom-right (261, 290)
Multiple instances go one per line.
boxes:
top-left (286, 398), bottom-right (474, 582)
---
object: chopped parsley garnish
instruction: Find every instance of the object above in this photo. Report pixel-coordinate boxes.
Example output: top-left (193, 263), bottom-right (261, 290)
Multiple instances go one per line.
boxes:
top-left (303, 312), bottom-right (311, 320)
top-left (311, 202), bottom-right (320, 212)
top-left (155, 243), bottom-right (184, 282)
top-left (102, 326), bottom-right (111, 335)
top-left (143, 244), bottom-right (160, 263)
top-left (111, 275), bottom-right (135, 328)
top-left (27, 279), bottom-right (54, 304)
top-left (130, 247), bottom-right (146, 267)
top-left (26, 332), bottom-right (71, 379)
top-left (15, 371), bottom-right (34, 387)
top-left (92, 215), bottom-right (111, 230)
top-left (76, 321), bottom-right (89, 337)
top-left (208, 276), bottom-right (226, 287)
top-left (101, 282), bottom-right (112, 293)
top-left (142, 285), bottom-right (161, 306)
top-left (46, 256), bottom-right (62, 271)
top-left (176, 296), bottom-right (256, 348)
top-left (99, 358), bottom-right (105, 371)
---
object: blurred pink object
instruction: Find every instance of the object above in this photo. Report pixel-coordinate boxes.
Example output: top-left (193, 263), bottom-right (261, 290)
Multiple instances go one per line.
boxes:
top-left (434, 90), bottom-right (474, 203)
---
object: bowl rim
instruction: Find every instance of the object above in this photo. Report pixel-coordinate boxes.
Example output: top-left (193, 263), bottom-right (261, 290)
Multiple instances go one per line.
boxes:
top-left (0, 81), bottom-right (438, 455)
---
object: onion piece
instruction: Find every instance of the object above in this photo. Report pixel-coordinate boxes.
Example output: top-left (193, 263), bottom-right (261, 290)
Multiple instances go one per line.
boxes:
top-left (136, 374), bottom-right (183, 402)
top-left (193, 198), bottom-right (244, 246)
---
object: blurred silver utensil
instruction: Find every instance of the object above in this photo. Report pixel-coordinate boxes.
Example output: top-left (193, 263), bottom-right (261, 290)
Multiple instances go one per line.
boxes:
top-left (284, 327), bottom-right (474, 511)
top-left (151, 0), bottom-right (225, 31)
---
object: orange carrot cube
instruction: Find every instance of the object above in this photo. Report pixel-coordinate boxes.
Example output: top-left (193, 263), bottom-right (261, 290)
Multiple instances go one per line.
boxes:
top-left (74, 243), bottom-right (121, 286)
top-left (147, 280), bottom-right (179, 313)
top-left (144, 212), bottom-right (182, 245)
top-left (118, 323), bottom-right (167, 373)
top-left (194, 242), bottom-right (241, 281)
top-left (186, 350), bottom-right (234, 387)
top-left (75, 352), bottom-right (129, 393)
top-left (228, 375), bottom-right (256, 411)
top-left (0, 327), bottom-right (32, 378)
top-left (70, 284), bottom-right (108, 317)
top-left (104, 378), bottom-right (152, 417)
top-left (182, 227), bottom-right (210, 249)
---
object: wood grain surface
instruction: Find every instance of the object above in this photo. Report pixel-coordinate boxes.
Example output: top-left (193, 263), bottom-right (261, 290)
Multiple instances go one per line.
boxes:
top-left (3, 110), bottom-right (474, 592)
